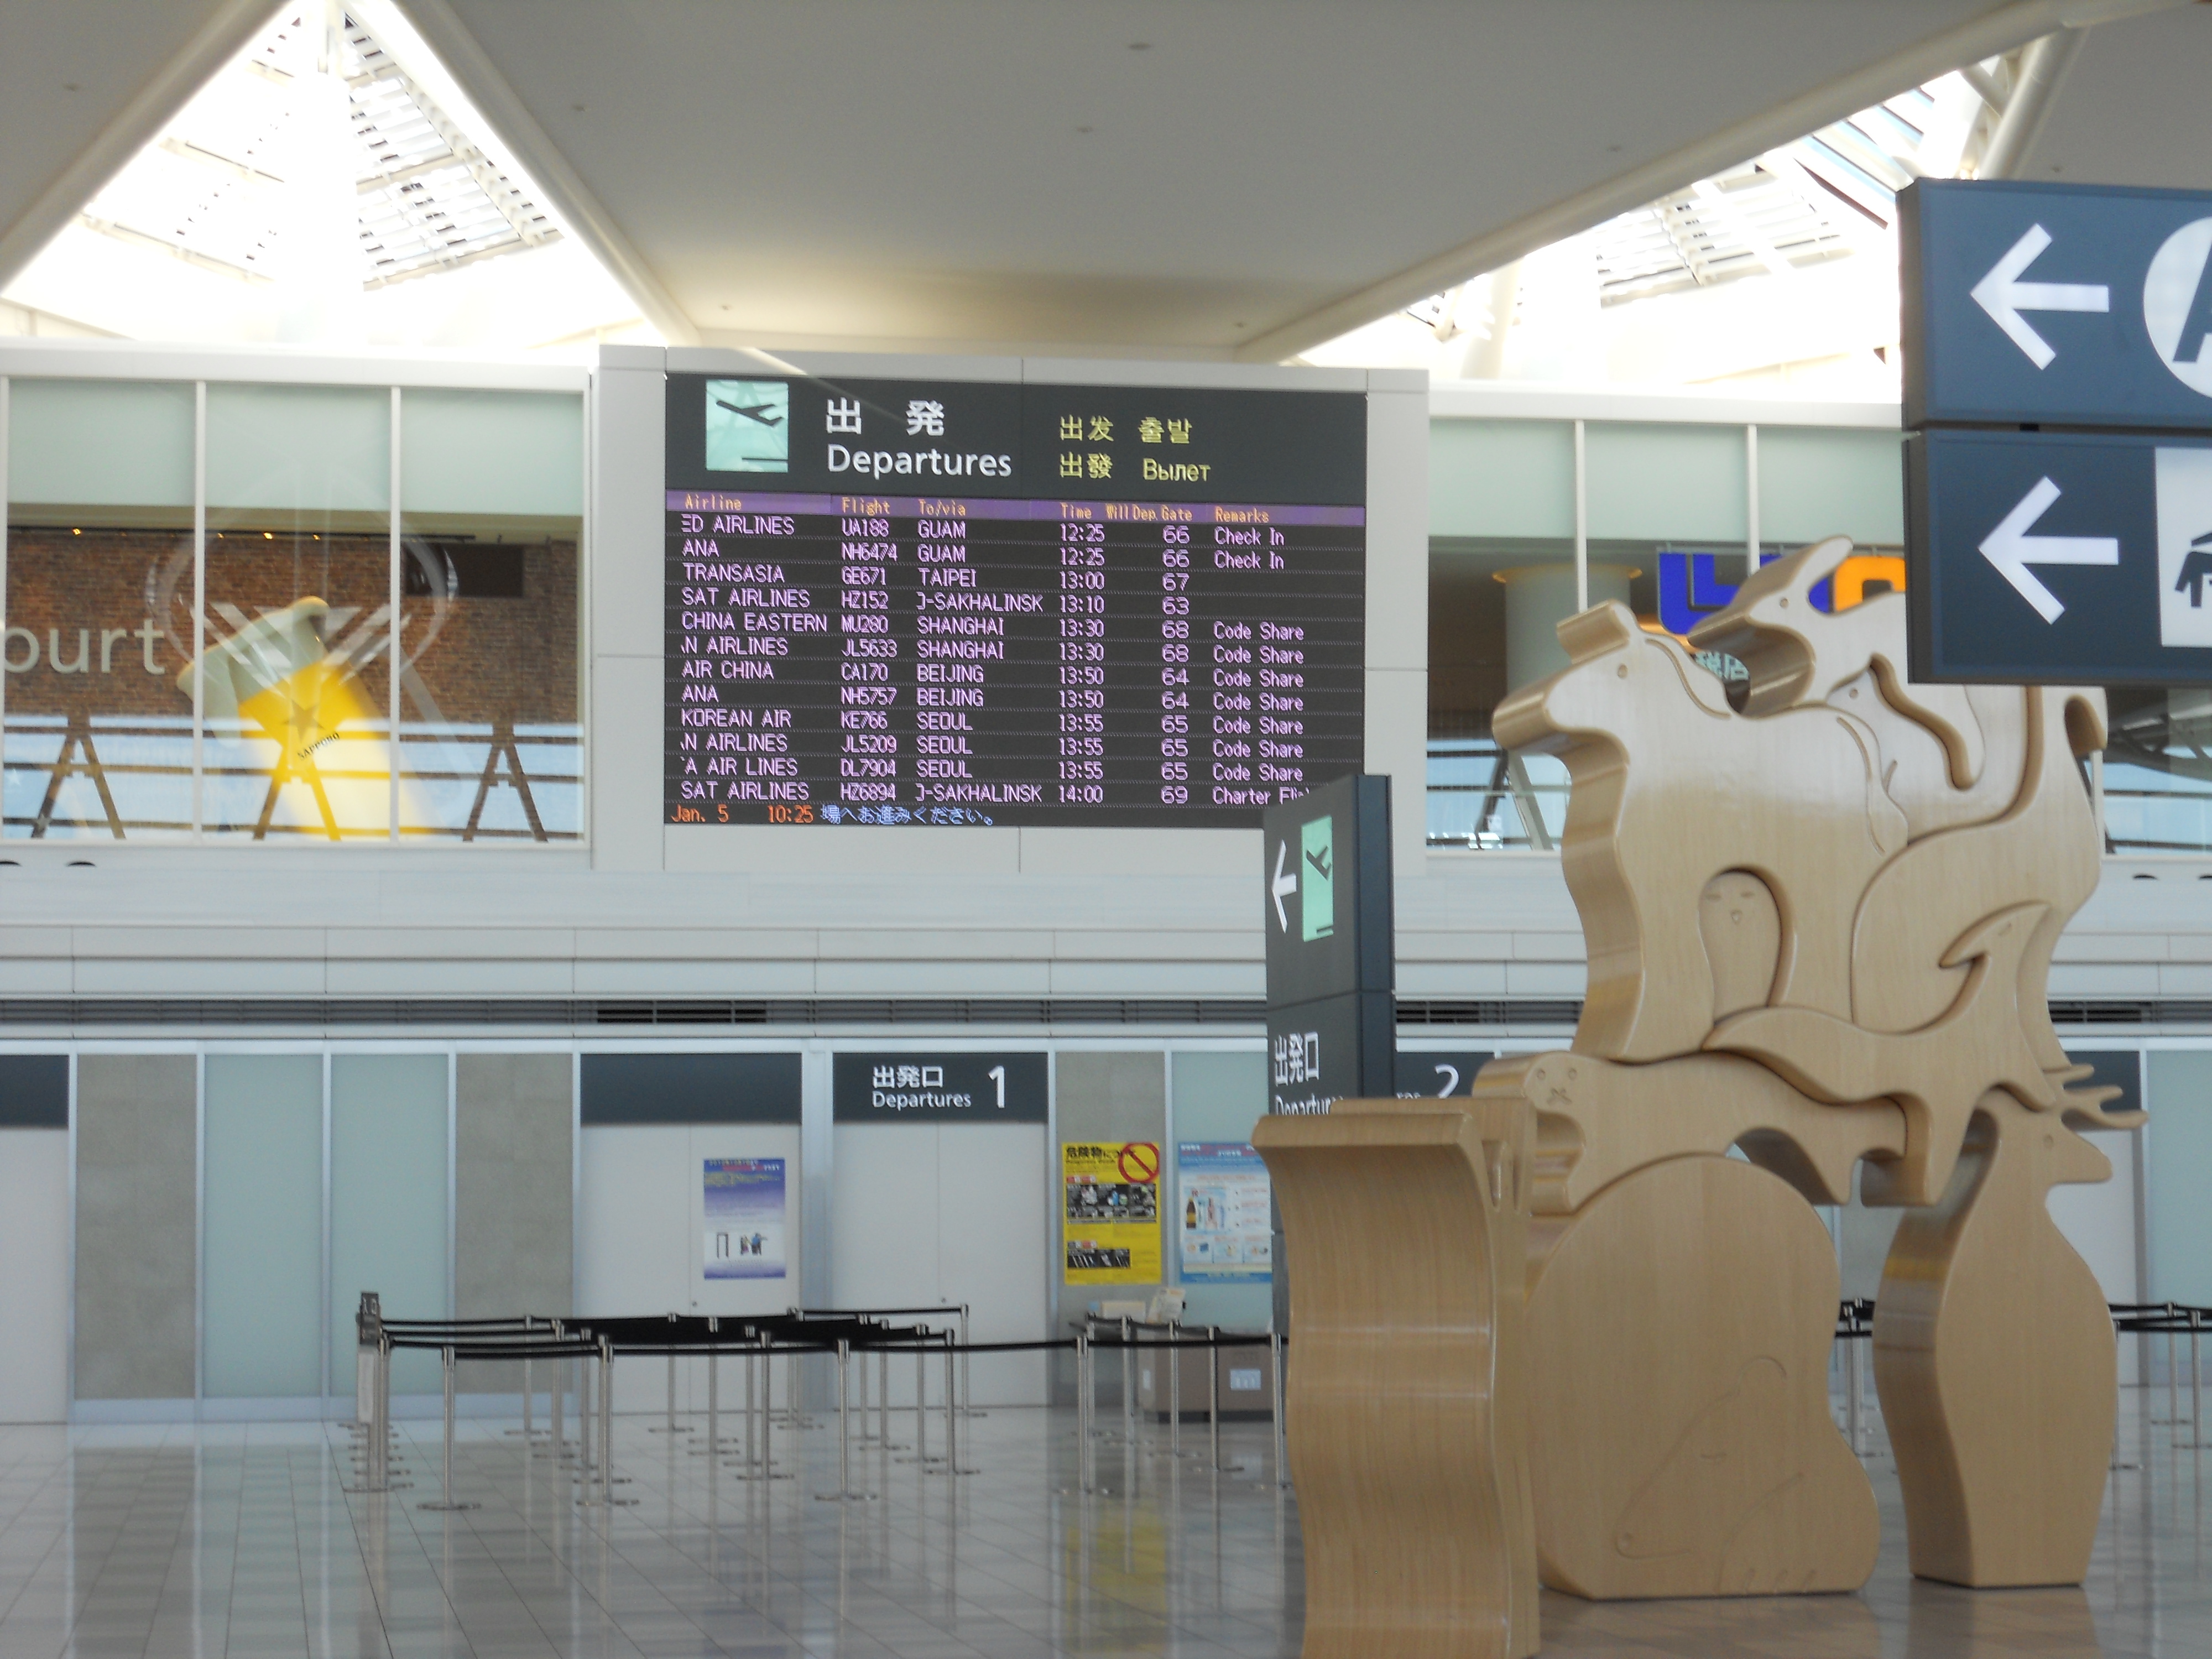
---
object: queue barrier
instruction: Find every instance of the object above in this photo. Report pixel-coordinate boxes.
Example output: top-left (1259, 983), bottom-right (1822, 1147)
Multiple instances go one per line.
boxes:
top-left (347, 1295), bottom-right (1285, 1510)
top-left (354, 1292), bottom-right (2209, 1514)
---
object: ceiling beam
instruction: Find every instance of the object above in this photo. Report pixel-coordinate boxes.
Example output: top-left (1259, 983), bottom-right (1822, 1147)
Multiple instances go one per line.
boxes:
top-left (393, 0), bottom-right (702, 345)
top-left (0, 0), bottom-right (288, 295)
top-left (1235, 0), bottom-right (2188, 363)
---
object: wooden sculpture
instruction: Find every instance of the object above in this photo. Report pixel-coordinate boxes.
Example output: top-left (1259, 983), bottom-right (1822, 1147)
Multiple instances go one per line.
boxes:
top-left (1873, 1091), bottom-right (2119, 1586)
top-left (1253, 1097), bottom-right (1538, 1659)
top-left (1470, 537), bottom-right (2130, 1596)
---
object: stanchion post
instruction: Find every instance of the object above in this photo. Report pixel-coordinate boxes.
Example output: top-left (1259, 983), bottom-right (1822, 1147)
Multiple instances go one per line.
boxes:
top-left (2194, 1307), bottom-right (2205, 1451)
top-left (1270, 1327), bottom-right (1290, 1489)
top-left (858, 1330), bottom-right (873, 1442)
top-left (550, 1327), bottom-right (566, 1463)
top-left (959, 1303), bottom-right (982, 1419)
top-left (815, 1339), bottom-right (870, 1501)
top-left (1170, 1319), bottom-right (1183, 1457)
top-left (2171, 1315), bottom-right (2182, 1442)
top-left (1076, 1328), bottom-right (1093, 1494)
top-left (708, 1342), bottom-right (719, 1462)
top-left (943, 1336), bottom-right (957, 1469)
top-left (1120, 1316), bottom-right (1134, 1443)
top-left (1846, 1328), bottom-right (1864, 1456)
top-left (580, 1343), bottom-right (594, 1490)
top-left (591, 1338), bottom-right (638, 1506)
top-left (418, 1344), bottom-right (479, 1511)
top-left (521, 1354), bottom-right (534, 1442)
top-left (1207, 1326), bottom-right (1221, 1472)
top-left (371, 1334), bottom-right (392, 1491)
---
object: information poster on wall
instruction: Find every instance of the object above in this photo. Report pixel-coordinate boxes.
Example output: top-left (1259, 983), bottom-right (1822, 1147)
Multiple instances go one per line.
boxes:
top-left (1177, 1142), bottom-right (1273, 1282)
top-left (1062, 1141), bottom-right (1162, 1285)
top-left (703, 1157), bottom-right (786, 1280)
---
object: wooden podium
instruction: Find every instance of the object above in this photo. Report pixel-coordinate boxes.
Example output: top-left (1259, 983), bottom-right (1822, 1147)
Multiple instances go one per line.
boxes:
top-left (1254, 1097), bottom-right (1539, 1659)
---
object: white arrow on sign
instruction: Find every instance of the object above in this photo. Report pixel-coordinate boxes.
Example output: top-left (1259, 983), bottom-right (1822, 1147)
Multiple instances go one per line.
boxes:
top-left (1270, 839), bottom-right (1297, 932)
top-left (1979, 476), bottom-right (2117, 623)
top-left (1970, 224), bottom-right (2109, 369)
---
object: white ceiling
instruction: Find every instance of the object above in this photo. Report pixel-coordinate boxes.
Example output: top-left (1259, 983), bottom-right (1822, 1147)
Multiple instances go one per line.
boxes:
top-left (2015, 4), bottom-right (2212, 189)
top-left (0, 1), bottom-right (279, 284)
top-left (6, 1), bottom-right (2208, 363)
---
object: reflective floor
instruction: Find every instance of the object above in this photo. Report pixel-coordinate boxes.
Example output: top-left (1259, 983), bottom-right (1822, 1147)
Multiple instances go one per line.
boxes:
top-left (3, 1389), bottom-right (2211, 1658)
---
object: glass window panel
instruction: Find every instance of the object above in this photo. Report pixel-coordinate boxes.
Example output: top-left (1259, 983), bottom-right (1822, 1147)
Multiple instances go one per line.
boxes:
top-left (2146, 1053), bottom-right (2212, 1307)
top-left (7, 379), bottom-right (194, 510)
top-left (395, 389), bottom-right (582, 843)
top-left (202, 1056), bottom-right (322, 1399)
top-left (6, 379), bottom-right (196, 839)
top-left (400, 389), bottom-right (582, 518)
top-left (201, 384), bottom-right (393, 841)
top-left (1429, 419), bottom-right (1574, 539)
top-left (2104, 688), bottom-right (2212, 853)
top-left (1584, 422), bottom-right (1746, 543)
top-left (1756, 426), bottom-right (1905, 547)
top-left (330, 1053), bottom-right (447, 1396)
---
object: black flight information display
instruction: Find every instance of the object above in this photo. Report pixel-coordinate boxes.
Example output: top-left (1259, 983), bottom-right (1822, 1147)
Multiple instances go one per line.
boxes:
top-left (665, 373), bottom-right (1366, 829)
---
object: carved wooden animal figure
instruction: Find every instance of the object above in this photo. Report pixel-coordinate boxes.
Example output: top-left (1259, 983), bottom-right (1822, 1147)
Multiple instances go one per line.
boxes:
top-left (1849, 685), bottom-right (2106, 1074)
top-left (1686, 538), bottom-right (2028, 839)
top-left (1480, 1049), bottom-right (1905, 1216)
top-left (1522, 1154), bottom-right (1879, 1598)
top-left (1493, 600), bottom-right (1905, 1062)
top-left (1711, 902), bottom-right (2063, 1206)
top-left (1875, 1092), bottom-right (2123, 1587)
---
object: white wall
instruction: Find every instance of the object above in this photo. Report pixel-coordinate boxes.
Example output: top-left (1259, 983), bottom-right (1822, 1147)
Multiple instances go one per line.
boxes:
top-left (0, 1130), bottom-right (69, 1421)
top-left (832, 1121), bottom-right (1048, 1405)
top-left (579, 1122), bottom-right (804, 1412)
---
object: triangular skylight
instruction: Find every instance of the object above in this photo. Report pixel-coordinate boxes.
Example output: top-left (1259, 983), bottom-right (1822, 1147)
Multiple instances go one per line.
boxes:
top-left (2, 3), bottom-right (646, 349)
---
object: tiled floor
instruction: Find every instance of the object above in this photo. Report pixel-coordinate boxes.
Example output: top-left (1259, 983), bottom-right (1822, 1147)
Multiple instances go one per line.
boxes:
top-left (2, 1388), bottom-right (2210, 1657)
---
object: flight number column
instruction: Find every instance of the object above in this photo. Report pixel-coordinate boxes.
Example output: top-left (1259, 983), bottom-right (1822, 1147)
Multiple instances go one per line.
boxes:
top-left (837, 512), bottom-right (901, 808)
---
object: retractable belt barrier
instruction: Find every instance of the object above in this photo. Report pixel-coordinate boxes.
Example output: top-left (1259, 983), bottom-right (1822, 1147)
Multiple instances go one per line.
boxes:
top-left (345, 1290), bottom-right (2212, 1512)
top-left (344, 1291), bottom-right (1288, 1509)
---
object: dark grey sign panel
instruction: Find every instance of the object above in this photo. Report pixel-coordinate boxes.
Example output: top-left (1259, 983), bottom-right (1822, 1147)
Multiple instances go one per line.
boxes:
top-left (832, 1052), bottom-right (1048, 1122)
top-left (0, 1054), bottom-right (67, 1128)
top-left (1261, 773), bottom-right (1393, 1009)
top-left (1903, 179), bottom-right (2212, 431)
top-left (1394, 1050), bottom-right (1498, 1099)
top-left (1266, 993), bottom-right (1395, 1115)
top-left (1907, 427), bottom-right (2212, 685)
top-left (581, 1052), bottom-right (802, 1125)
top-left (666, 374), bottom-right (1366, 505)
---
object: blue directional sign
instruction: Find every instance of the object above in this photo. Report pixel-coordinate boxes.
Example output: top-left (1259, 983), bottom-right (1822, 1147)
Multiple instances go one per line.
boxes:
top-left (1904, 180), bottom-right (2212, 431)
top-left (1907, 427), bottom-right (2212, 685)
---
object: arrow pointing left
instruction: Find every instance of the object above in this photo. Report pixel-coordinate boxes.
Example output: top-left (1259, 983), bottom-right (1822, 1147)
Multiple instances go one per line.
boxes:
top-left (1970, 224), bottom-right (2109, 369)
top-left (1270, 839), bottom-right (1297, 932)
top-left (1978, 476), bottom-right (2118, 623)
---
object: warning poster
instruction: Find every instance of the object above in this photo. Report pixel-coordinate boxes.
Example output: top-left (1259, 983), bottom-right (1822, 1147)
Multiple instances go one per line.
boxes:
top-left (1062, 1141), bottom-right (1162, 1285)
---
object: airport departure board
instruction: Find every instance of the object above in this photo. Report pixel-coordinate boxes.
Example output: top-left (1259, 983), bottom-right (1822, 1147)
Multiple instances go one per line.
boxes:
top-left (665, 373), bottom-right (1365, 828)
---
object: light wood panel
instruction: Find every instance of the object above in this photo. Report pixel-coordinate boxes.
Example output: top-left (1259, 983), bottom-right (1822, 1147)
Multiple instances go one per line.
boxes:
top-left (1873, 1091), bottom-right (2117, 1587)
top-left (1492, 599), bottom-right (1905, 1062)
top-left (1472, 1050), bottom-right (1904, 1215)
top-left (1524, 1154), bottom-right (1879, 1598)
top-left (1848, 686), bottom-right (2106, 1071)
top-left (1710, 903), bottom-right (2061, 1206)
top-left (1253, 1099), bottom-right (1537, 1659)
top-left (1686, 539), bottom-right (1980, 760)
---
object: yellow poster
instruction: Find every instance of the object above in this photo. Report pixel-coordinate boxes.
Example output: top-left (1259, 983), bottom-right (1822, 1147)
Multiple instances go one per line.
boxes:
top-left (1062, 1141), bottom-right (1162, 1285)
